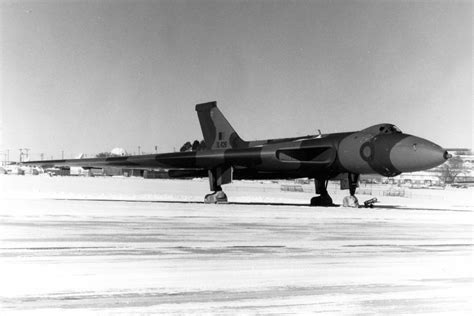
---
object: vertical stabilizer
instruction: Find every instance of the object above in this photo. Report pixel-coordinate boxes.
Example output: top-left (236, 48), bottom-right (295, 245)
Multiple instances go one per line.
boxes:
top-left (195, 101), bottom-right (247, 150)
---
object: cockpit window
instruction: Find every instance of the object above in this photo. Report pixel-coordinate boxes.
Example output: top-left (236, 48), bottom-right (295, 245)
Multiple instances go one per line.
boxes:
top-left (362, 124), bottom-right (403, 135)
top-left (390, 125), bottom-right (402, 133)
top-left (377, 125), bottom-right (402, 134)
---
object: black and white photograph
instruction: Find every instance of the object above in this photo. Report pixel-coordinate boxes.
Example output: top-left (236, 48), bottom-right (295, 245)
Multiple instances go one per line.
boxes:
top-left (0, 0), bottom-right (472, 314)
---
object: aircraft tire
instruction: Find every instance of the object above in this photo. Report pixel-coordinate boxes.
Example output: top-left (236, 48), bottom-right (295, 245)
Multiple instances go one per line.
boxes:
top-left (310, 195), bottom-right (333, 207)
top-left (342, 196), bottom-right (359, 208)
top-left (204, 191), bottom-right (228, 204)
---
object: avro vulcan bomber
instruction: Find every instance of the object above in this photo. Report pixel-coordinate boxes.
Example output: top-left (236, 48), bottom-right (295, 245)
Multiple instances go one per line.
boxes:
top-left (26, 102), bottom-right (450, 206)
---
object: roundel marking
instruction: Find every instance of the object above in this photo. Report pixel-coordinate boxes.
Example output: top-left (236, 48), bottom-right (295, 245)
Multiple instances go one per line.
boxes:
top-left (360, 142), bottom-right (374, 162)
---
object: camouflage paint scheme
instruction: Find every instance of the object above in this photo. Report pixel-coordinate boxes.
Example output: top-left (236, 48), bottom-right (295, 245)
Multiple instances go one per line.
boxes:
top-left (26, 101), bottom-right (449, 202)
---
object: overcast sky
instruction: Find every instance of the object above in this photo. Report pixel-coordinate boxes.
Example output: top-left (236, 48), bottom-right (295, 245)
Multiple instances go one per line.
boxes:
top-left (1, 0), bottom-right (472, 159)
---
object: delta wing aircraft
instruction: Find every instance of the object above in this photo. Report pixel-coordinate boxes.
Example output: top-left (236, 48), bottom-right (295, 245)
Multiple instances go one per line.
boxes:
top-left (25, 101), bottom-right (450, 206)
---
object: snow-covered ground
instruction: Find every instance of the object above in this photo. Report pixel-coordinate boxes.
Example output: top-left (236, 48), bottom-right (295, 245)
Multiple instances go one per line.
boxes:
top-left (0, 175), bottom-right (473, 315)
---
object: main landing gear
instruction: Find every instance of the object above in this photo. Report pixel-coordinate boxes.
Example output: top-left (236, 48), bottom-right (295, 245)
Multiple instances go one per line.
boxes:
top-left (342, 173), bottom-right (359, 208)
top-left (204, 167), bottom-right (231, 204)
top-left (310, 179), bottom-right (334, 206)
top-left (204, 185), bottom-right (228, 204)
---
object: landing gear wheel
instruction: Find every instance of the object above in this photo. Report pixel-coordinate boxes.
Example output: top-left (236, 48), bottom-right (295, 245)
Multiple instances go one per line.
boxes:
top-left (204, 191), bottom-right (228, 204)
top-left (342, 195), bottom-right (359, 208)
top-left (310, 195), bottom-right (333, 206)
top-left (311, 178), bottom-right (334, 206)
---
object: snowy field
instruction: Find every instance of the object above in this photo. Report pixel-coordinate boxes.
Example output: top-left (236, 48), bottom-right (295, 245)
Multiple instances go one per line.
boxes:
top-left (0, 176), bottom-right (473, 315)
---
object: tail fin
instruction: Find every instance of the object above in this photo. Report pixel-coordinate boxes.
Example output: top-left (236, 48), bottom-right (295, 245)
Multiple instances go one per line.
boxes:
top-left (195, 101), bottom-right (247, 150)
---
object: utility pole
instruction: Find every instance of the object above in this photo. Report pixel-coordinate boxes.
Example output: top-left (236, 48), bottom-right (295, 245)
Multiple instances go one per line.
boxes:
top-left (40, 153), bottom-right (44, 161)
top-left (155, 145), bottom-right (157, 153)
top-left (24, 148), bottom-right (30, 161)
top-left (138, 146), bottom-right (141, 155)
top-left (19, 149), bottom-right (23, 162)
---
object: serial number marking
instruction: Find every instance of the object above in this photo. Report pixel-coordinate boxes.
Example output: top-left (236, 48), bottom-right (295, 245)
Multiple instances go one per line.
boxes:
top-left (216, 141), bottom-right (228, 148)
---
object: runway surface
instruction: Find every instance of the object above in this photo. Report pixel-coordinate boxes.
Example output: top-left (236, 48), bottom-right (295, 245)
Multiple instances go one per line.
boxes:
top-left (0, 177), bottom-right (473, 314)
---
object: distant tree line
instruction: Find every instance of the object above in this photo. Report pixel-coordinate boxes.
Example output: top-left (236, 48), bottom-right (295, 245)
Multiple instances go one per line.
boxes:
top-left (438, 156), bottom-right (465, 184)
top-left (94, 141), bottom-right (207, 158)
top-left (95, 152), bottom-right (126, 158)
top-left (96, 152), bottom-right (113, 158)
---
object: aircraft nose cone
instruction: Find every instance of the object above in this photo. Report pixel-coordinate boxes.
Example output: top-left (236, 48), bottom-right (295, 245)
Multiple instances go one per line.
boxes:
top-left (390, 136), bottom-right (448, 173)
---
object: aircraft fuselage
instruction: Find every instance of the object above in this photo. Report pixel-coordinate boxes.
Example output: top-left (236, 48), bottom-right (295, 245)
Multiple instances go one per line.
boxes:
top-left (24, 101), bottom-right (449, 206)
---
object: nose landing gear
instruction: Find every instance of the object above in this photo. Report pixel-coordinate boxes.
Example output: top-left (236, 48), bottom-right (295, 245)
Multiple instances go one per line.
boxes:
top-left (342, 173), bottom-right (360, 208)
top-left (310, 174), bottom-right (361, 207)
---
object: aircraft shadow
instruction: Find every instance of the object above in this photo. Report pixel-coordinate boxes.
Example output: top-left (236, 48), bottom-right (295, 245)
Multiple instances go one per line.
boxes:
top-left (54, 198), bottom-right (331, 208)
top-left (52, 198), bottom-right (469, 212)
top-left (373, 205), bottom-right (471, 212)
